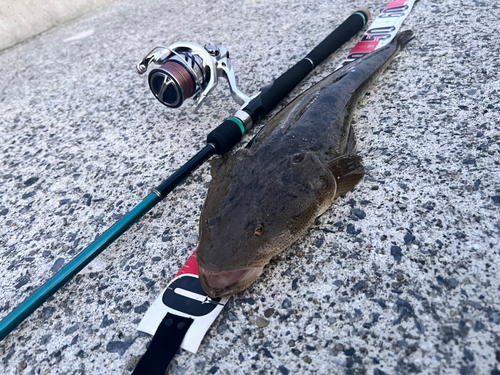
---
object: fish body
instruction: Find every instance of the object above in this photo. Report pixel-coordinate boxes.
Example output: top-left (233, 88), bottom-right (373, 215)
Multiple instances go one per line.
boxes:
top-left (197, 31), bottom-right (414, 298)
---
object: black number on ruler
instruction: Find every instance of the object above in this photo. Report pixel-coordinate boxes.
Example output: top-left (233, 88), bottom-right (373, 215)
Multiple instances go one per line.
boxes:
top-left (361, 26), bottom-right (396, 42)
top-left (339, 52), bottom-right (370, 68)
top-left (162, 275), bottom-right (222, 317)
top-left (380, 5), bottom-right (409, 18)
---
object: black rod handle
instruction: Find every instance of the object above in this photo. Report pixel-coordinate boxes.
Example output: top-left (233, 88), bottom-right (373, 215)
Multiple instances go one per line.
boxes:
top-left (305, 9), bottom-right (370, 66)
top-left (206, 117), bottom-right (246, 154)
top-left (244, 9), bottom-right (370, 121)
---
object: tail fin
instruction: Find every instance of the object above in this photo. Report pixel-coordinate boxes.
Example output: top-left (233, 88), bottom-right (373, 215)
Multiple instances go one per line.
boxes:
top-left (397, 30), bottom-right (415, 48)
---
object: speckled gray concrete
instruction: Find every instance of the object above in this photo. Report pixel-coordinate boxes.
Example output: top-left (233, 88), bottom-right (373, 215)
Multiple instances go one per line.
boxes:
top-left (0, 0), bottom-right (499, 374)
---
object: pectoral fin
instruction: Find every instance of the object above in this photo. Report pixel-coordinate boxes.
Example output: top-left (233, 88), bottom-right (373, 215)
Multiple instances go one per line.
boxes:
top-left (329, 154), bottom-right (365, 198)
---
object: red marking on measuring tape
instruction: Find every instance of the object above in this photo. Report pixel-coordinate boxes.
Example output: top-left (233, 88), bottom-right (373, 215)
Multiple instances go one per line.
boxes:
top-left (337, 0), bottom-right (416, 69)
top-left (175, 250), bottom-right (199, 277)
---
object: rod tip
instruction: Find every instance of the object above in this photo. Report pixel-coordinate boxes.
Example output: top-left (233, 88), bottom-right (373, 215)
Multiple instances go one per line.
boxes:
top-left (359, 8), bottom-right (371, 22)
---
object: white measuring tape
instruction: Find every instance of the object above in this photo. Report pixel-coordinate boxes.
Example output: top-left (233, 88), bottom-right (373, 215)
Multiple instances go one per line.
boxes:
top-left (337, 0), bottom-right (417, 70)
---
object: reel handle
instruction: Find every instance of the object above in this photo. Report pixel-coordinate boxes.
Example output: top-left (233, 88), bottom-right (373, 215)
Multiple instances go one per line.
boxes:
top-left (244, 9), bottom-right (370, 121)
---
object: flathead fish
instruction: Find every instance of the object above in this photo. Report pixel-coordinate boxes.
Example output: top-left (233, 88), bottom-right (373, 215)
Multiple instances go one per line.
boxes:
top-left (197, 31), bottom-right (414, 298)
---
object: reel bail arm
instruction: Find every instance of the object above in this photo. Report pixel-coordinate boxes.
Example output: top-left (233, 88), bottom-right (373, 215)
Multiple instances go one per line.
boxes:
top-left (136, 42), bottom-right (250, 110)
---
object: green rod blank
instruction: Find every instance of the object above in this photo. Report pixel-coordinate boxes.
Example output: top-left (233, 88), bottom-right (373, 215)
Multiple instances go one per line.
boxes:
top-left (0, 193), bottom-right (160, 341)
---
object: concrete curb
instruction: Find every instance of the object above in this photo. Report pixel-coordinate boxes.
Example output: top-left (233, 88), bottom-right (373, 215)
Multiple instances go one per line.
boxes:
top-left (0, 0), bottom-right (115, 51)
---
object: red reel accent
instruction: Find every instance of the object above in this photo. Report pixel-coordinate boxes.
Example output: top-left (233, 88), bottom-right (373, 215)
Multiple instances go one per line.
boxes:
top-left (160, 61), bottom-right (195, 100)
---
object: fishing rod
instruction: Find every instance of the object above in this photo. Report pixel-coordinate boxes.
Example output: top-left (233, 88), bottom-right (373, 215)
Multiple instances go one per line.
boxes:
top-left (0, 9), bottom-right (370, 341)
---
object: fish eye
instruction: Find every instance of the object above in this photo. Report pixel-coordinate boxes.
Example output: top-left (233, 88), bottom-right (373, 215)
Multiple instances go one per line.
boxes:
top-left (254, 225), bottom-right (264, 236)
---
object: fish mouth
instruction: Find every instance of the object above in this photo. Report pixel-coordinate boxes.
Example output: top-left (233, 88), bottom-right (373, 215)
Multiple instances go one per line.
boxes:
top-left (198, 266), bottom-right (263, 298)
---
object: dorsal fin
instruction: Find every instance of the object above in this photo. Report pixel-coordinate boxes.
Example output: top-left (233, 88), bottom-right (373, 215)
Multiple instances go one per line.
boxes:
top-left (209, 154), bottom-right (229, 178)
top-left (209, 148), bottom-right (250, 178)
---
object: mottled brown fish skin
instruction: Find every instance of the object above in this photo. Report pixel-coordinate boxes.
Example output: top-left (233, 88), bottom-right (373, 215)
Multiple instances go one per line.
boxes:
top-left (197, 31), bottom-right (414, 298)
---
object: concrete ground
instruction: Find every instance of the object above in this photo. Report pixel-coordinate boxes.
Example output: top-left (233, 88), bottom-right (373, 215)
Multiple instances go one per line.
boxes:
top-left (0, 0), bottom-right (499, 374)
top-left (0, 0), bottom-right (115, 51)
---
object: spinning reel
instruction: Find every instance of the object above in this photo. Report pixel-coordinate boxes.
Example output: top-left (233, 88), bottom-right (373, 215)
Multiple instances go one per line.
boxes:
top-left (136, 42), bottom-right (252, 110)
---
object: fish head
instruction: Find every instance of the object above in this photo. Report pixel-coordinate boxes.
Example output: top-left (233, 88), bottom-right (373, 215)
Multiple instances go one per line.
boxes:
top-left (197, 149), bottom-right (336, 297)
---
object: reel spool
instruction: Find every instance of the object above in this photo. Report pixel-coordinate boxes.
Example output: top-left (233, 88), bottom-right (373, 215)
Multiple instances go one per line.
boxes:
top-left (136, 42), bottom-right (251, 111)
